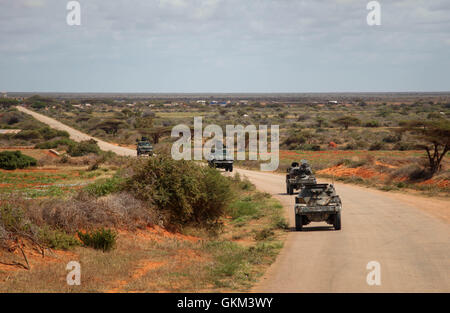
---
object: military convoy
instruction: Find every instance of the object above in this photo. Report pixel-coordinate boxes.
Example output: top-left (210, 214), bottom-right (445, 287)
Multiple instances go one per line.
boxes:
top-left (286, 160), bottom-right (317, 195)
top-left (136, 137), bottom-right (153, 156)
top-left (286, 160), bottom-right (342, 231)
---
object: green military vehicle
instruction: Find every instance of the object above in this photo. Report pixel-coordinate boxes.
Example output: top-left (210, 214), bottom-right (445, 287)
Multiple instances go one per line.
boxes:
top-left (136, 137), bottom-right (153, 156)
top-left (294, 183), bottom-right (342, 231)
top-left (286, 160), bottom-right (317, 195)
top-left (208, 149), bottom-right (234, 172)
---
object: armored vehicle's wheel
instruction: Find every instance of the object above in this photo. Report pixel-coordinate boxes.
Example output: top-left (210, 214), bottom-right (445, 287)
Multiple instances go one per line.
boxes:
top-left (333, 212), bottom-right (341, 230)
top-left (295, 214), bottom-right (303, 231)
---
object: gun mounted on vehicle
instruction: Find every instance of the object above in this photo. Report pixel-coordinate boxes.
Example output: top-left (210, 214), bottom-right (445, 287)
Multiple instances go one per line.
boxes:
top-left (286, 160), bottom-right (317, 195)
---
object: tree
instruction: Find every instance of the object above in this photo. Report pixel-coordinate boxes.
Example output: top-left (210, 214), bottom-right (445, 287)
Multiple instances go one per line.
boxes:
top-left (135, 116), bottom-right (154, 129)
top-left (0, 98), bottom-right (19, 109)
top-left (142, 126), bottom-right (172, 144)
top-left (400, 120), bottom-right (450, 175)
top-left (332, 116), bottom-right (361, 130)
top-left (95, 119), bottom-right (125, 135)
top-left (316, 117), bottom-right (326, 128)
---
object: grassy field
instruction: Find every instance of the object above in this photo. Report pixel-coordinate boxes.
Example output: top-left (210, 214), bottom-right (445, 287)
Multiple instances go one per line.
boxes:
top-left (0, 148), bottom-right (115, 198)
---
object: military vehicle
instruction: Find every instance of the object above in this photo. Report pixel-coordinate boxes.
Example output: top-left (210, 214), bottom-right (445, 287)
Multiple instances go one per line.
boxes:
top-left (136, 137), bottom-right (153, 156)
top-left (294, 183), bottom-right (342, 231)
top-left (208, 149), bottom-right (234, 172)
top-left (286, 160), bottom-right (317, 195)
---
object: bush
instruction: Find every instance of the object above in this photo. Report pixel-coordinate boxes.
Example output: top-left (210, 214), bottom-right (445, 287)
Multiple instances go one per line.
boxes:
top-left (84, 176), bottom-right (123, 197)
top-left (0, 150), bottom-right (37, 170)
top-left (393, 142), bottom-right (416, 151)
top-left (14, 129), bottom-right (41, 140)
top-left (364, 120), bottom-right (380, 127)
top-left (77, 228), bottom-right (117, 252)
top-left (382, 134), bottom-right (400, 143)
top-left (39, 127), bottom-right (69, 140)
top-left (369, 142), bottom-right (384, 151)
top-left (38, 227), bottom-right (80, 250)
top-left (35, 138), bottom-right (75, 149)
top-left (336, 158), bottom-right (368, 168)
top-left (0, 204), bottom-right (28, 232)
top-left (301, 144), bottom-right (320, 151)
top-left (124, 156), bottom-right (233, 228)
top-left (67, 139), bottom-right (100, 156)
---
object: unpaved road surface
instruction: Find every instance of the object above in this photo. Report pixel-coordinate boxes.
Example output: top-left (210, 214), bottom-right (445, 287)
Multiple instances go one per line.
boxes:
top-left (234, 168), bottom-right (450, 292)
top-left (16, 106), bottom-right (135, 156)
top-left (20, 106), bottom-right (450, 292)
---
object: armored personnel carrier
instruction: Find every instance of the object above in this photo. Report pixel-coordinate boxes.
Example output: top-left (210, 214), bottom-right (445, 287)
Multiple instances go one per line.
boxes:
top-left (136, 137), bottom-right (153, 156)
top-left (208, 149), bottom-right (234, 172)
top-left (294, 183), bottom-right (342, 231)
top-left (286, 160), bottom-right (317, 195)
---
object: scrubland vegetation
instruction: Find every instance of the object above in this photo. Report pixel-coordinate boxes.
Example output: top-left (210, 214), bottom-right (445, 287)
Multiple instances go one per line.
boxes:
top-left (0, 154), bottom-right (286, 291)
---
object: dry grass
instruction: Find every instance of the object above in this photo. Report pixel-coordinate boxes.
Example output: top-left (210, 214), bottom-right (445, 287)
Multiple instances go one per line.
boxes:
top-left (0, 175), bottom-right (286, 292)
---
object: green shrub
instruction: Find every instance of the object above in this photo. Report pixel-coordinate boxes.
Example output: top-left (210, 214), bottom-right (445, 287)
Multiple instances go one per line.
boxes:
top-left (0, 151), bottom-right (37, 170)
top-left (38, 227), bottom-right (80, 250)
top-left (14, 129), bottom-right (41, 140)
top-left (31, 101), bottom-right (47, 109)
top-left (337, 158), bottom-right (367, 168)
top-left (0, 98), bottom-right (19, 108)
top-left (77, 228), bottom-right (117, 252)
top-left (35, 138), bottom-right (75, 149)
top-left (84, 176), bottom-right (123, 197)
top-left (67, 139), bottom-right (100, 156)
top-left (396, 182), bottom-right (406, 188)
top-left (124, 156), bottom-right (233, 228)
top-left (38, 127), bottom-right (70, 140)
top-left (0, 204), bottom-right (28, 232)
top-left (364, 120), bottom-right (380, 127)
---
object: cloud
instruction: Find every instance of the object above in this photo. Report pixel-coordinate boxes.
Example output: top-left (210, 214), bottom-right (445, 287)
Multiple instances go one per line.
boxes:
top-left (23, 0), bottom-right (46, 8)
top-left (0, 0), bottom-right (449, 92)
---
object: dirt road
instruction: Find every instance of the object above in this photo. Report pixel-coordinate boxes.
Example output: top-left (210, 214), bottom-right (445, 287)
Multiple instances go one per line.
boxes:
top-left (16, 106), bottom-right (135, 156)
top-left (19, 106), bottom-right (450, 292)
top-left (234, 168), bottom-right (450, 292)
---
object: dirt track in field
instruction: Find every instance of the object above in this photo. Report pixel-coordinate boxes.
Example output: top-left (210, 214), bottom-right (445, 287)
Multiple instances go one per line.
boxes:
top-left (19, 106), bottom-right (450, 292)
top-left (16, 106), bottom-right (136, 157)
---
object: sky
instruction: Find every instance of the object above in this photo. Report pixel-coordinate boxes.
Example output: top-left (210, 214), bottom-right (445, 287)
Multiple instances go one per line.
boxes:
top-left (0, 0), bottom-right (449, 93)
